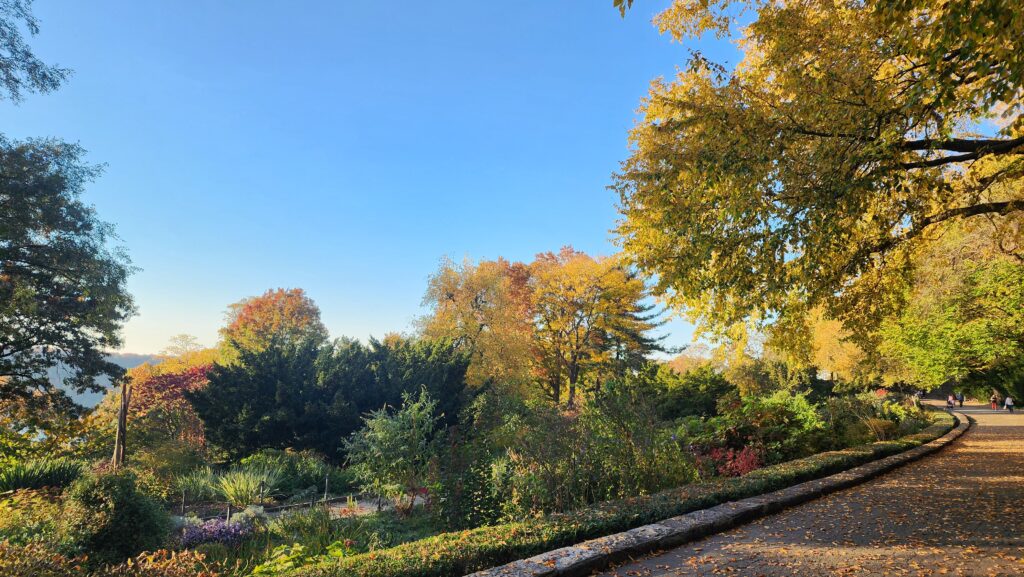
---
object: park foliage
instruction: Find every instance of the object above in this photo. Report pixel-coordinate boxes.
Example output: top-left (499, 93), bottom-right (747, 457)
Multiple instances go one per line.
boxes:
top-left (1, 0), bottom-right (1020, 576)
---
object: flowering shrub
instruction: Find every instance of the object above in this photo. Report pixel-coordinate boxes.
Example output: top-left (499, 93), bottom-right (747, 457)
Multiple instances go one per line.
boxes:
top-left (179, 516), bottom-right (256, 549)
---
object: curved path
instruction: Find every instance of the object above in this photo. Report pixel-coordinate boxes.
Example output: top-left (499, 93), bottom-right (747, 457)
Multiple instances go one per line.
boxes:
top-left (596, 404), bottom-right (1024, 577)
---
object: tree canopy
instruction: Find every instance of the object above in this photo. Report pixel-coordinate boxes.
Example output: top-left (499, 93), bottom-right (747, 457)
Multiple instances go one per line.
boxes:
top-left (530, 248), bottom-right (663, 407)
top-left (421, 257), bottom-right (533, 388)
top-left (420, 248), bottom-right (663, 407)
top-left (189, 333), bottom-right (469, 461)
top-left (0, 0), bottom-right (70, 102)
top-left (879, 220), bottom-right (1024, 391)
top-left (613, 0), bottom-right (1024, 344)
top-left (0, 137), bottom-right (135, 402)
top-left (219, 288), bottom-right (328, 358)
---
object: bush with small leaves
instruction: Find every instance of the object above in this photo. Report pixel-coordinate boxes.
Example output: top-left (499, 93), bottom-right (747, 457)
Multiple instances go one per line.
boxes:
top-left (0, 489), bottom-right (61, 545)
top-left (58, 470), bottom-right (172, 565)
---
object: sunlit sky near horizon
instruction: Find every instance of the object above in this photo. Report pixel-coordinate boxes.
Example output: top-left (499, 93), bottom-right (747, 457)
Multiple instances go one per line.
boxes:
top-left (2, 1), bottom-right (739, 354)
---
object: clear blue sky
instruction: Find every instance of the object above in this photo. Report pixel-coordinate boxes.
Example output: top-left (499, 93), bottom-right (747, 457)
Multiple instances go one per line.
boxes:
top-left (2, 1), bottom-right (737, 354)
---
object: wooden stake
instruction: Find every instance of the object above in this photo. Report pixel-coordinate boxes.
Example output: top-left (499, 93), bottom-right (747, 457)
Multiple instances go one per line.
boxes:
top-left (111, 378), bottom-right (131, 469)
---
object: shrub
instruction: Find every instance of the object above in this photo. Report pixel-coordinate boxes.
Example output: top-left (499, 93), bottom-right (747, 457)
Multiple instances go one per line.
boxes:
top-left (657, 364), bottom-right (737, 420)
top-left (863, 417), bottom-right (899, 441)
top-left (345, 388), bottom-right (443, 515)
top-left (478, 387), bottom-right (698, 520)
top-left (269, 507), bottom-right (339, 550)
top-left (731, 390), bottom-right (825, 462)
top-left (58, 470), bottom-right (172, 565)
top-left (126, 440), bottom-right (208, 501)
top-left (284, 410), bottom-right (955, 577)
top-left (0, 542), bottom-right (220, 577)
top-left (217, 465), bottom-right (283, 507)
top-left (0, 489), bottom-right (61, 545)
top-left (175, 466), bottom-right (218, 502)
top-left (240, 449), bottom-right (352, 497)
top-left (257, 507), bottom-right (440, 574)
top-left (819, 394), bottom-right (926, 448)
top-left (0, 458), bottom-right (85, 492)
top-left (94, 549), bottom-right (221, 577)
top-left (708, 446), bottom-right (763, 477)
top-left (0, 541), bottom-right (78, 577)
top-left (179, 515), bottom-right (258, 548)
top-left (576, 385), bottom-right (699, 502)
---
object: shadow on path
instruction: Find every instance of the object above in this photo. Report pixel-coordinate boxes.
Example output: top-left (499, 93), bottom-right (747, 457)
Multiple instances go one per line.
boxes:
top-left (596, 405), bottom-right (1024, 577)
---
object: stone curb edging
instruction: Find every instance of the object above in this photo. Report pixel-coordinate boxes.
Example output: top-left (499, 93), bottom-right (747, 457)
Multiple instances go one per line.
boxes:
top-left (467, 412), bottom-right (970, 577)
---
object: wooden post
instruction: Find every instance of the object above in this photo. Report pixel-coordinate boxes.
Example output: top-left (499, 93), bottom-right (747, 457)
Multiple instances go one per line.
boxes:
top-left (181, 488), bottom-right (186, 516)
top-left (226, 502), bottom-right (231, 522)
top-left (111, 378), bottom-right (131, 469)
top-left (323, 472), bottom-right (329, 504)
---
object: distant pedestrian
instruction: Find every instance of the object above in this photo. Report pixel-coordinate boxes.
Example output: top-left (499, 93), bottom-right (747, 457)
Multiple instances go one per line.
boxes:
top-left (947, 394), bottom-right (956, 410)
top-left (991, 393), bottom-right (999, 411)
top-left (956, 392), bottom-right (964, 407)
top-left (1006, 396), bottom-right (1015, 413)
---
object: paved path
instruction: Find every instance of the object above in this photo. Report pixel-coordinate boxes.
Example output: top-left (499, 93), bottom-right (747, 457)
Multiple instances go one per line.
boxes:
top-left (596, 405), bottom-right (1024, 577)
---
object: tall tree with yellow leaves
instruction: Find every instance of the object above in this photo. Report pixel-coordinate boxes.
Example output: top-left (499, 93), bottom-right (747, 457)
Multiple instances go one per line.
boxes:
top-left (613, 0), bottom-right (1023, 347)
top-left (420, 257), bottom-right (533, 389)
top-left (529, 248), bottom-right (663, 408)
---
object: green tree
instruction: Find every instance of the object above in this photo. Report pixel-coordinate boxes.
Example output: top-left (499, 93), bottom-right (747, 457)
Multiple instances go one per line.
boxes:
top-left (1, 137), bottom-right (135, 403)
top-left (613, 0), bottom-right (1024, 343)
top-left (657, 363), bottom-right (736, 420)
top-left (345, 388), bottom-right (442, 515)
top-left (189, 335), bottom-right (469, 460)
top-left (880, 229), bottom-right (1024, 391)
top-left (187, 337), bottom-right (351, 460)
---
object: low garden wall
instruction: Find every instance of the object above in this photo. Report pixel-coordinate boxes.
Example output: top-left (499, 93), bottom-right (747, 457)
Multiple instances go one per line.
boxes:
top-left (286, 410), bottom-right (962, 577)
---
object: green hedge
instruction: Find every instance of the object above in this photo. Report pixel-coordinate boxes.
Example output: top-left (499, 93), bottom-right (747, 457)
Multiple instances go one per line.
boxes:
top-left (289, 411), bottom-right (955, 577)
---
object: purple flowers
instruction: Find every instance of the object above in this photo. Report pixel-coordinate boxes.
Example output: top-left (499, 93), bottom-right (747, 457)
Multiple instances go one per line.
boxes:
top-left (179, 516), bottom-right (255, 548)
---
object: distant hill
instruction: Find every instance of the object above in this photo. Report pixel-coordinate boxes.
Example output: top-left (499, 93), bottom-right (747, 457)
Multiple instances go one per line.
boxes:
top-left (49, 353), bottom-right (162, 408)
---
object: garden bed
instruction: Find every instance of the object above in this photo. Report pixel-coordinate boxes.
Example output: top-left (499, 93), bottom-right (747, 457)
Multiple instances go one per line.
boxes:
top-left (285, 410), bottom-right (956, 577)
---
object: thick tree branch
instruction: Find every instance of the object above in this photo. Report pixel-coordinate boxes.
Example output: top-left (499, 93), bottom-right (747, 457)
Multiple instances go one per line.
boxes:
top-left (900, 151), bottom-right (980, 169)
top-left (899, 136), bottom-right (1024, 154)
top-left (847, 200), bottom-right (1024, 275)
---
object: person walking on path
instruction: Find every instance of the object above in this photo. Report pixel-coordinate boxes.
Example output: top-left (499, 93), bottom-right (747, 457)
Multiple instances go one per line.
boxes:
top-left (956, 392), bottom-right (965, 407)
top-left (947, 394), bottom-right (956, 410)
top-left (1006, 395), bottom-right (1015, 413)
top-left (991, 393), bottom-right (1000, 410)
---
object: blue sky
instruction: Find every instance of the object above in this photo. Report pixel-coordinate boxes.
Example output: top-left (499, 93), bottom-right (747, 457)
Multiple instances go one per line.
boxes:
top-left (2, 1), bottom-right (737, 354)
